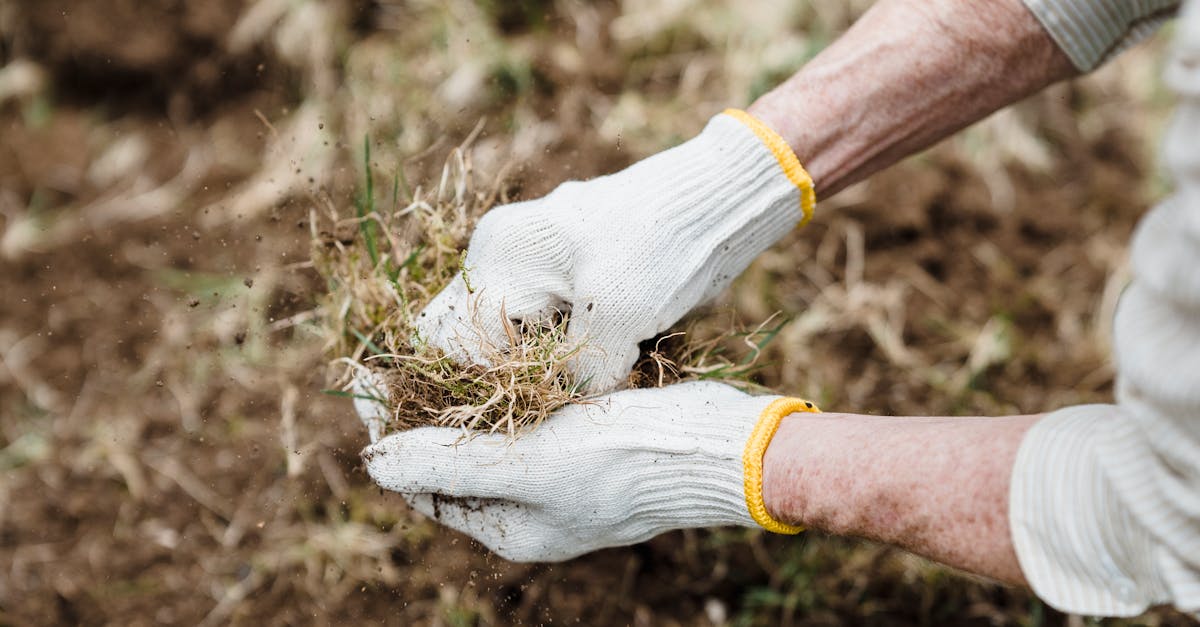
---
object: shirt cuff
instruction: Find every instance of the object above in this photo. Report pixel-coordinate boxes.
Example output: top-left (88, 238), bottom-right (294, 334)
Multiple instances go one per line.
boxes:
top-left (1021, 0), bottom-right (1178, 71)
top-left (1009, 405), bottom-right (1172, 616)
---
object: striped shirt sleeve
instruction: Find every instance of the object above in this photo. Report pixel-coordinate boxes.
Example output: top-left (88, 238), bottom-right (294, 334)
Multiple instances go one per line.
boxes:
top-left (1009, 1), bottom-right (1200, 616)
top-left (1021, 0), bottom-right (1180, 71)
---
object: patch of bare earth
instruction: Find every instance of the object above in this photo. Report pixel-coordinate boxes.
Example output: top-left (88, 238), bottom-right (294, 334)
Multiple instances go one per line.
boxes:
top-left (0, 1), bottom-right (1194, 625)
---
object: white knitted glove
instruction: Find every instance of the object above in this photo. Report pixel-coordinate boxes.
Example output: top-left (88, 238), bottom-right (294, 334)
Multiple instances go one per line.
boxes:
top-left (416, 110), bottom-right (813, 393)
top-left (357, 380), bottom-right (792, 562)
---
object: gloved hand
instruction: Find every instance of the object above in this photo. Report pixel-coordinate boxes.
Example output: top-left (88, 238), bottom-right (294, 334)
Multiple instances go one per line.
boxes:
top-left (416, 110), bottom-right (814, 394)
top-left (356, 379), bottom-right (819, 562)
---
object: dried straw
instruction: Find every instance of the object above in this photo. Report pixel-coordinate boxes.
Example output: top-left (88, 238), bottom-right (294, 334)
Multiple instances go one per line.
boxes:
top-left (313, 138), bottom-right (772, 439)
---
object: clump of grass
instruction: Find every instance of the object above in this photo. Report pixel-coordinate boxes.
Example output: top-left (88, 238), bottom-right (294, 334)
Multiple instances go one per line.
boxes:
top-left (313, 136), bottom-right (776, 439)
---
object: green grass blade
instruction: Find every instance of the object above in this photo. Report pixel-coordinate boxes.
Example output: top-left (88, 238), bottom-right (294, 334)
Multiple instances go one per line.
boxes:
top-left (363, 135), bottom-right (374, 210)
top-left (350, 328), bottom-right (386, 356)
top-left (739, 316), bottom-right (790, 366)
top-left (321, 389), bottom-right (386, 403)
top-left (357, 135), bottom-right (379, 267)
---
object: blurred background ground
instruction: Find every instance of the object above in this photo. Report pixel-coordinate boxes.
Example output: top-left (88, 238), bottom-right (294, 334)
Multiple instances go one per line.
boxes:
top-left (0, 0), bottom-right (1195, 625)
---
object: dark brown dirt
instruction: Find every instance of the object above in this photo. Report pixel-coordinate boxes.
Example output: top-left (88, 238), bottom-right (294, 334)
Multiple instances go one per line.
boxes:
top-left (0, 1), bottom-right (1196, 626)
top-left (9, 0), bottom-right (275, 116)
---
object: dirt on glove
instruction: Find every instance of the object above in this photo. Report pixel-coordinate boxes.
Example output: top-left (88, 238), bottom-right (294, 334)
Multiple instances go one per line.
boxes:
top-left (2, 0), bottom-right (1192, 625)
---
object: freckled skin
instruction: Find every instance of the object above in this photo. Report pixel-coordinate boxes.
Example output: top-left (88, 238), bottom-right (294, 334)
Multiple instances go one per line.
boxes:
top-left (368, 0), bottom-right (1083, 588)
top-left (748, 0), bottom-right (1076, 197)
top-left (739, 0), bottom-right (1077, 588)
top-left (763, 414), bottom-right (1039, 585)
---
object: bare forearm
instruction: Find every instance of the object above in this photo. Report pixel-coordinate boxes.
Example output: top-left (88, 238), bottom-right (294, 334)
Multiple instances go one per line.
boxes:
top-left (762, 412), bottom-right (1042, 584)
top-left (749, 0), bottom-right (1075, 196)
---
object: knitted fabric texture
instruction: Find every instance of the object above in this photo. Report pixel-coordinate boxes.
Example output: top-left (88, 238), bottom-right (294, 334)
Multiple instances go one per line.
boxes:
top-left (360, 381), bottom-right (787, 562)
top-left (1009, 3), bottom-right (1200, 616)
top-left (415, 112), bottom-right (810, 393)
top-left (743, 397), bottom-right (821, 534)
top-left (723, 108), bottom-right (816, 225)
top-left (1021, 0), bottom-right (1178, 71)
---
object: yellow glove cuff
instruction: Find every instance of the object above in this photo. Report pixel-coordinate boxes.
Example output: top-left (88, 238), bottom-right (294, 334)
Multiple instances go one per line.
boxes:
top-left (743, 396), bottom-right (821, 534)
top-left (722, 108), bottom-right (817, 226)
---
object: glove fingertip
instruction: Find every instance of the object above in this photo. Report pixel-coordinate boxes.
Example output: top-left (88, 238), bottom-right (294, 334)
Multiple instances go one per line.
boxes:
top-left (360, 430), bottom-right (451, 492)
top-left (359, 437), bottom-right (404, 488)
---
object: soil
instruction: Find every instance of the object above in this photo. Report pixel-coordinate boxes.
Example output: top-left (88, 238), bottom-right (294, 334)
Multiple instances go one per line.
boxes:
top-left (0, 1), bottom-right (1195, 626)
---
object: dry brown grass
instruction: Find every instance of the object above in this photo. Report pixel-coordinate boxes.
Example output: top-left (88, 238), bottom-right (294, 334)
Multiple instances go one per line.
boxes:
top-left (1, 0), bottom-right (1192, 625)
top-left (311, 139), bottom-right (581, 437)
top-left (312, 136), bottom-right (777, 438)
